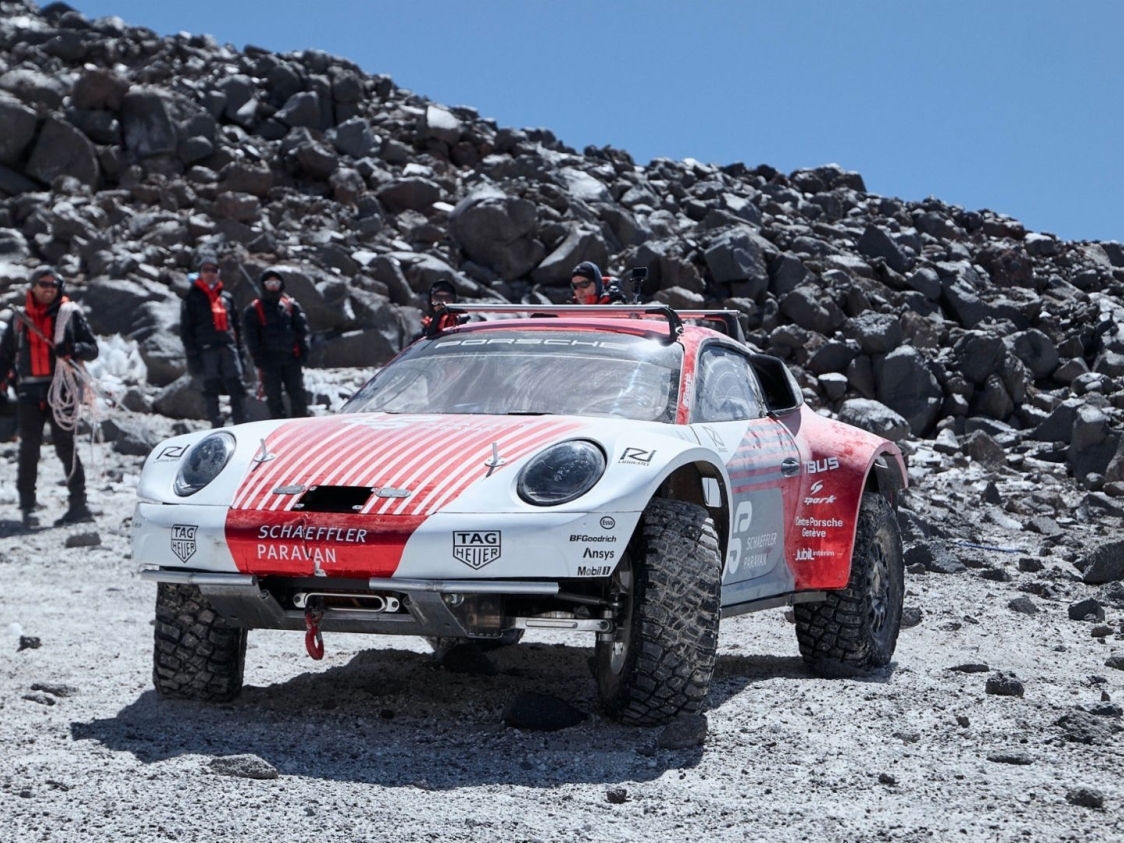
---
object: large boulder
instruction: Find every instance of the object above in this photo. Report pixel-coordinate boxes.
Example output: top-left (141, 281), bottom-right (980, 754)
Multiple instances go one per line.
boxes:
top-left (532, 226), bottom-right (609, 287)
top-left (448, 188), bottom-right (544, 281)
top-left (837, 399), bottom-right (911, 441)
top-left (120, 89), bottom-right (178, 159)
top-left (0, 95), bottom-right (38, 166)
top-left (704, 227), bottom-right (768, 296)
top-left (876, 346), bottom-right (943, 437)
top-left (71, 68), bottom-right (130, 111)
top-left (308, 328), bottom-right (398, 368)
top-left (152, 375), bottom-right (207, 420)
top-left (25, 116), bottom-right (99, 188)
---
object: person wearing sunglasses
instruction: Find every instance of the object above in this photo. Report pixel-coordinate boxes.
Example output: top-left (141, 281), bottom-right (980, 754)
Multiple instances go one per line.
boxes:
top-left (242, 268), bottom-right (311, 419)
top-left (0, 266), bottom-right (99, 528)
top-left (570, 261), bottom-right (614, 305)
top-left (411, 280), bottom-right (467, 342)
top-left (179, 253), bottom-right (248, 428)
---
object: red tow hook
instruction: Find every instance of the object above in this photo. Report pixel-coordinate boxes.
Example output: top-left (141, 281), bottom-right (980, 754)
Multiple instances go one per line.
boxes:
top-left (304, 604), bottom-right (325, 660)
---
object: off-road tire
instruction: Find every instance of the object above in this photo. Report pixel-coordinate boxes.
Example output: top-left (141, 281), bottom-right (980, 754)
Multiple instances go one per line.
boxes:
top-left (153, 583), bottom-right (247, 701)
top-left (594, 498), bottom-right (722, 725)
top-left (794, 492), bottom-right (904, 676)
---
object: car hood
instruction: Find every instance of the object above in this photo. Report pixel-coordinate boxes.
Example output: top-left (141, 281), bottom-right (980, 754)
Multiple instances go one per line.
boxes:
top-left (228, 413), bottom-right (589, 516)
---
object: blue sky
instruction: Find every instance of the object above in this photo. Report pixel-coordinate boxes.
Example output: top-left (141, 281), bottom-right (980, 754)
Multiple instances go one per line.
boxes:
top-left (73, 0), bottom-right (1123, 244)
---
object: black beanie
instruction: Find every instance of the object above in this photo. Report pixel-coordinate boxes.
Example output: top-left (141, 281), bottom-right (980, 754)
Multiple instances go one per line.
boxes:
top-left (428, 280), bottom-right (457, 303)
top-left (571, 261), bottom-right (603, 297)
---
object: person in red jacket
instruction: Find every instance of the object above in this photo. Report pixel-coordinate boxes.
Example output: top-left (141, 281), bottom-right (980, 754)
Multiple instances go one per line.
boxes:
top-left (0, 267), bottom-right (98, 528)
top-left (179, 253), bottom-right (247, 428)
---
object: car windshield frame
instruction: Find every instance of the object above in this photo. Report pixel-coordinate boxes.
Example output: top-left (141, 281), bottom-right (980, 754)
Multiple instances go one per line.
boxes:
top-left (342, 328), bottom-right (683, 423)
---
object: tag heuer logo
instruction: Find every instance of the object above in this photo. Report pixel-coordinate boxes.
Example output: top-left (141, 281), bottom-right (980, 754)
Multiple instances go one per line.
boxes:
top-left (452, 531), bottom-right (501, 570)
top-left (171, 524), bottom-right (197, 563)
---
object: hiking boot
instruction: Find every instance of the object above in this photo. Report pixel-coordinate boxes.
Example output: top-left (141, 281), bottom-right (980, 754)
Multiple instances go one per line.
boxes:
top-left (21, 510), bottom-right (39, 529)
top-left (54, 503), bottom-right (95, 526)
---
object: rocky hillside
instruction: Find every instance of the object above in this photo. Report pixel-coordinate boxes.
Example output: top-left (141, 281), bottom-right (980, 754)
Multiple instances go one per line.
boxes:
top-left (3, 1), bottom-right (1124, 491)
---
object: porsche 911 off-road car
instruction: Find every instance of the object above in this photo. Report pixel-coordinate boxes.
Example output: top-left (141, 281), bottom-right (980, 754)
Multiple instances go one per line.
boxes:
top-left (134, 304), bottom-right (906, 724)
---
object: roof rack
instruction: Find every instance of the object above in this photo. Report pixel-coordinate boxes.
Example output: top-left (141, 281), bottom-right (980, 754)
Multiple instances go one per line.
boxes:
top-left (444, 304), bottom-right (746, 345)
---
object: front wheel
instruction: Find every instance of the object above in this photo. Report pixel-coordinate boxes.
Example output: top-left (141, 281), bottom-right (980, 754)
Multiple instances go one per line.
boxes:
top-left (153, 583), bottom-right (247, 701)
top-left (594, 498), bottom-right (722, 725)
top-left (794, 492), bottom-right (904, 676)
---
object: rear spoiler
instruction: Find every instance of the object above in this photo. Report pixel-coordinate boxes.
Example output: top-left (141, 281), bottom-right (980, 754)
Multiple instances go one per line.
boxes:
top-left (444, 304), bottom-right (746, 345)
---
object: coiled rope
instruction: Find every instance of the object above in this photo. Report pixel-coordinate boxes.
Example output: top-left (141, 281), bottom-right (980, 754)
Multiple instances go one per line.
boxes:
top-left (47, 358), bottom-right (102, 481)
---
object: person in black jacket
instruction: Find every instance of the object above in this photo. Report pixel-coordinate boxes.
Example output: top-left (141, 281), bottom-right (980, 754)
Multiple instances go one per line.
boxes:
top-left (242, 268), bottom-right (311, 419)
top-left (410, 280), bottom-right (463, 343)
top-left (180, 254), bottom-right (247, 428)
top-left (0, 266), bottom-right (98, 528)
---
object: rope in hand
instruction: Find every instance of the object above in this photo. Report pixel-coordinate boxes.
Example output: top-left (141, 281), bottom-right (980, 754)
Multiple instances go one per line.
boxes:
top-left (47, 357), bottom-right (102, 481)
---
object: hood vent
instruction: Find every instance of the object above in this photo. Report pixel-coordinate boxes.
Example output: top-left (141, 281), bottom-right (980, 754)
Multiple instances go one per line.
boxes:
top-left (294, 486), bottom-right (374, 513)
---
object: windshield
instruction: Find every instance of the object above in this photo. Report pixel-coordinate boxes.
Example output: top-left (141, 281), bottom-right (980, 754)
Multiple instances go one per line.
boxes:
top-left (342, 330), bottom-right (682, 422)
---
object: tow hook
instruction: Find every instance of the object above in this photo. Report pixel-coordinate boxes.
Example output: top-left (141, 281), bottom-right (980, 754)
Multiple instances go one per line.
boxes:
top-left (304, 599), bottom-right (325, 660)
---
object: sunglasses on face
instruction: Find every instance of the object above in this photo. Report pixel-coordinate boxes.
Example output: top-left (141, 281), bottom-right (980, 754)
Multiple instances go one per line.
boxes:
top-left (431, 292), bottom-right (453, 302)
top-left (571, 279), bottom-right (594, 291)
top-left (35, 280), bottom-right (60, 289)
top-left (263, 279), bottom-right (282, 287)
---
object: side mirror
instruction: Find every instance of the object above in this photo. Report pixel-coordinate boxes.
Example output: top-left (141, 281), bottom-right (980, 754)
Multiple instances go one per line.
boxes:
top-left (750, 354), bottom-right (804, 415)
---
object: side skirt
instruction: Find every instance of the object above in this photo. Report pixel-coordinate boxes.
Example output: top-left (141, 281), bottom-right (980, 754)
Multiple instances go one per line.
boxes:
top-left (721, 590), bottom-right (826, 619)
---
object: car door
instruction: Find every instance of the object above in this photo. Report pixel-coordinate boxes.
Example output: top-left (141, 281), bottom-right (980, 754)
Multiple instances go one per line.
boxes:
top-left (690, 344), bottom-right (802, 604)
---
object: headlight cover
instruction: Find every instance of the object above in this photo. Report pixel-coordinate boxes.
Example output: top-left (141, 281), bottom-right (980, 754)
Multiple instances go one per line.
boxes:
top-left (517, 440), bottom-right (606, 506)
top-left (174, 432), bottom-right (236, 496)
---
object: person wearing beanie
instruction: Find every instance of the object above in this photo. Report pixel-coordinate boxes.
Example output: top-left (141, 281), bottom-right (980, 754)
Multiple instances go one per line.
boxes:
top-left (570, 261), bottom-right (610, 305)
top-left (179, 254), bottom-right (248, 428)
top-left (0, 266), bottom-right (99, 528)
top-left (241, 268), bottom-right (311, 419)
top-left (414, 279), bottom-right (464, 341)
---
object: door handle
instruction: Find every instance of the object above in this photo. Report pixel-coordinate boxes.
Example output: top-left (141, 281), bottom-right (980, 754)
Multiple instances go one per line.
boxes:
top-left (781, 457), bottom-right (801, 476)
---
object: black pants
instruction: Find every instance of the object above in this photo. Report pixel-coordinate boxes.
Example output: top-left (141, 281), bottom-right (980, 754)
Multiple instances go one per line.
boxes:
top-left (201, 345), bottom-right (247, 428)
top-left (261, 357), bottom-right (308, 419)
top-left (17, 399), bottom-right (85, 512)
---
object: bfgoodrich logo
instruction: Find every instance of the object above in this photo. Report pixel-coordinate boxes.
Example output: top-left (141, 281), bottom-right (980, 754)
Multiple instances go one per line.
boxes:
top-left (453, 531), bottom-right (501, 570)
top-left (171, 524), bottom-right (197, 563)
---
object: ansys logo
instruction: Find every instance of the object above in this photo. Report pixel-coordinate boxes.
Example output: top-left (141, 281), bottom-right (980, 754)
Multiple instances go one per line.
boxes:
top-left (453, 531), bottom-right (502, 570)
top-left (171, 524), bottom-right (197, 563)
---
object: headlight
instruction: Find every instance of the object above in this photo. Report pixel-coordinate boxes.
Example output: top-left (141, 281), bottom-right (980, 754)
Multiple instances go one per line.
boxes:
top-left (174, 432), bottom-right (236, 496)
top-left (517, 440), bottom-right (606, 506)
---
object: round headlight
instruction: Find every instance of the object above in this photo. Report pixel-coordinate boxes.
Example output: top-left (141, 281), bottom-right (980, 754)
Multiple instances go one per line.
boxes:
top-left (174, 432), bottom-right (236, 496)
top-left (517, 440), bottom-right (606, 506)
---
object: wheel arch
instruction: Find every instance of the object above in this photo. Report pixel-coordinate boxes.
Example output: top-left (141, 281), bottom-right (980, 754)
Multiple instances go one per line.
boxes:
top-left (863, 446), bottom-right (908, 509)
top-left (652, 459), bottom-right (732, 562)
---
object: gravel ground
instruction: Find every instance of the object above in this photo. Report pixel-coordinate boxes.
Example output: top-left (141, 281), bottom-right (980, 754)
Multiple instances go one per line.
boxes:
top-left (2, 435), bottom-right (1123, 843)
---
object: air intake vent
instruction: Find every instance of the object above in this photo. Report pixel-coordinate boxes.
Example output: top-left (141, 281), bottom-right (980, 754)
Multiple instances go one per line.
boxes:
top-left (294, 486), bottom-right (374, 513)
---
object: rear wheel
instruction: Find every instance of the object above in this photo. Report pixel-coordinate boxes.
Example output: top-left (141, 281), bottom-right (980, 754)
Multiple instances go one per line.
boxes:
top-left (153, 583), bottom-right (247, 701)
top-left (594, 499), bottom-right (722, 725)
top-left (794, 492), bottom-right (904, 676)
